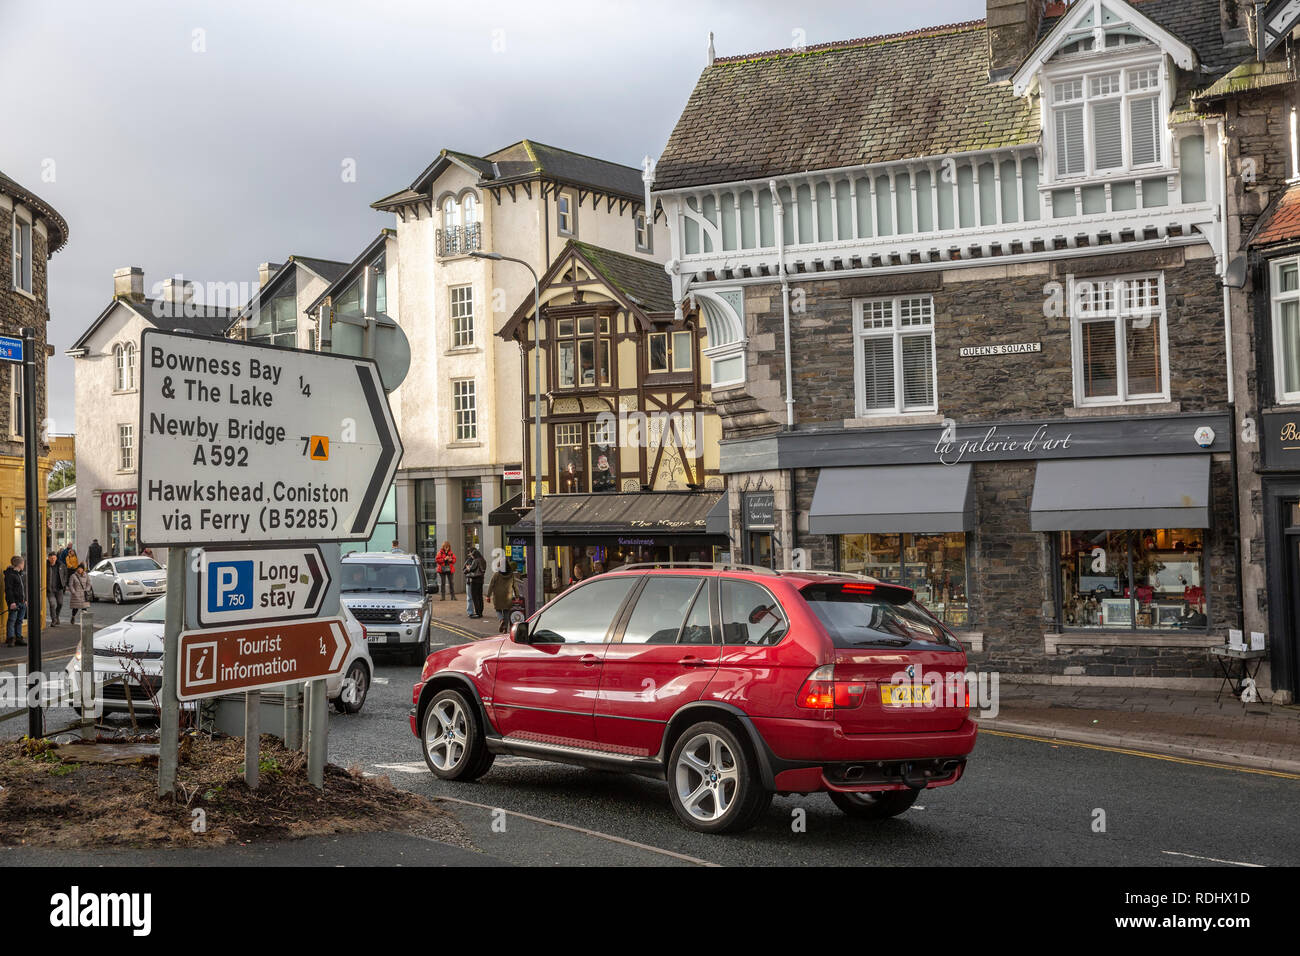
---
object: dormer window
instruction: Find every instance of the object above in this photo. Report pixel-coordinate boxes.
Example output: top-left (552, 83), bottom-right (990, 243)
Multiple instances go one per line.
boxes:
top-left (1050, 63), bottom-right (1163, 180)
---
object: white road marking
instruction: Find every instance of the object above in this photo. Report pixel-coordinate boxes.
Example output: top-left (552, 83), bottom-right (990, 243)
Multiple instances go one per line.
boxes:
top-left (1161, 850), bottom-right (1264, 867)
top-left (367, 758), bottom-right (711, 865)
top-left (372, 677), bottom-right (390, 685)
top-left (432, 794), bottom-right (718, 867)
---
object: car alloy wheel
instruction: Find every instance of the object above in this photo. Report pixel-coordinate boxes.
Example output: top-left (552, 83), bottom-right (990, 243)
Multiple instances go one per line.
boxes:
top-left (112, 585), bottom-right (123, 605)
top-left (674, 731), bottom-right (740, 823)
top-left (424, 696), bottom-right (469, 773)
top-left (335, 661), bottom-right (369, 714)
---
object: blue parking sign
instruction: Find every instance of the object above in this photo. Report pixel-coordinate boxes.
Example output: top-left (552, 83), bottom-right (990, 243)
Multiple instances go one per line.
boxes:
top-left (207, 560), bottom-right (253, 614)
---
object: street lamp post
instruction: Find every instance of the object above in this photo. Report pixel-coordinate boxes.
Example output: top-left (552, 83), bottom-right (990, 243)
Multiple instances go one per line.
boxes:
top-left (470, 251), bottom-right (544, 610)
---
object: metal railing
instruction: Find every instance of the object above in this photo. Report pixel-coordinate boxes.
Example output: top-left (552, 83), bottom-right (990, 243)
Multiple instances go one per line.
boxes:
top-left (436, 222), bottom-right (482, 257)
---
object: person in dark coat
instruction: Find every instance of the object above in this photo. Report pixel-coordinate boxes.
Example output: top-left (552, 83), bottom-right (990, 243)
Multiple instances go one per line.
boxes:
top-left (4, 556), bottom-right (27, 647)
top-left (465, 548), bottom-right (487, 618)
top-left (86, 539), bottom-right (103, 569)
top-left (45, 552), bottom-right (64, 625)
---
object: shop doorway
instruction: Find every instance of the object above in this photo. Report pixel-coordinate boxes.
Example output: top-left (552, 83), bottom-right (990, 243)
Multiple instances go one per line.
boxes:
top-left (745, 531), bottom-right (773, 570)
top-left (108, 509), bottom-right (138, 557)
top-left (1285, 501), bottom-right (1300, 693)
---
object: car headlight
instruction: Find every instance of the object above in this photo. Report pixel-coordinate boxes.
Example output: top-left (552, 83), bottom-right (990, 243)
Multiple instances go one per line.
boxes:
top-left (399, 608), bottom-right (421, 624)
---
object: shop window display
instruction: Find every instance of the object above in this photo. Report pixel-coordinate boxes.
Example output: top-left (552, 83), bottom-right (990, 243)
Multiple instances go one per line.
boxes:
top-left (838, 532), bottom-right (969, 626)
top-left (1057, 528), bottom-right (1205, 630)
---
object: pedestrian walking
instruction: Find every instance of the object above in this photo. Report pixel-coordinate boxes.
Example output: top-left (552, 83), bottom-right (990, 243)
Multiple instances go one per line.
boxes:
top-left (4, 556), bottom-right (27, 647)
top-left (66, 566), bottom-right (92, 623)
top-left (465, 548), bottom-right (487, 618)
top-left (434, 542), bottom-right (457, 600)
top-left (487, 560), bottom-right (520, 633)
top-left (86, 539), bottom-right (103, 569)
top-left (45, 551), bottom-right (64, 625)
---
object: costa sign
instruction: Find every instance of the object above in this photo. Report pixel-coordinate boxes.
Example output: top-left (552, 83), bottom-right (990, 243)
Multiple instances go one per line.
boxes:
top-left (101, 490), bottom-right (139, 512)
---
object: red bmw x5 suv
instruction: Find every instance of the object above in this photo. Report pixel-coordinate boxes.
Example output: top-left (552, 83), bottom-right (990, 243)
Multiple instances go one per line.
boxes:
top-left (409, 565), bottom-right (977, 833)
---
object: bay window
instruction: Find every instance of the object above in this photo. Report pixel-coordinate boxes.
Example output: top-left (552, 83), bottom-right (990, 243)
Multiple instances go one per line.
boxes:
top-left (555, 314), bottom-right (611, 388)
top-left (853, 295), bottom-right (936, 416)
top-left (648, 329), bottom-right (694, 374)
top-left (554, 419), bottom-right (619, 494)
top-left (1049, 61), bottom-right (1164, 180)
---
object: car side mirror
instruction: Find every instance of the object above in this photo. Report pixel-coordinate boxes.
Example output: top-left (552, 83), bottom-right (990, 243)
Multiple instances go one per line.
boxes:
top-left (510, 621), bottom-right (530, 644)
top-left (425, 584), bottom-right (437, 596)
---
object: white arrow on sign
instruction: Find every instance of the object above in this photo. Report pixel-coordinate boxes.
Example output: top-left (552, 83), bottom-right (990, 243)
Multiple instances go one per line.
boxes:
top-left (137, 329), bottom-right (402, 547)
top-left (197, 545), bottom-right (331, 627)
top-left (1260, 0), bottom-right (1300, 56)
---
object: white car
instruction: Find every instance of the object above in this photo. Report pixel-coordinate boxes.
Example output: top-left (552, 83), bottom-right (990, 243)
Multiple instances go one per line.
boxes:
top-left (65, 596), bottom-right (374, 715)
top-left (86, 556), bottom-right (168, 604)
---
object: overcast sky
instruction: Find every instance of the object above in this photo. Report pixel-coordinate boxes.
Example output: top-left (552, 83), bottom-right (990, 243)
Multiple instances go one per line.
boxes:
top-left (1, 0), bottom-right (981, 432)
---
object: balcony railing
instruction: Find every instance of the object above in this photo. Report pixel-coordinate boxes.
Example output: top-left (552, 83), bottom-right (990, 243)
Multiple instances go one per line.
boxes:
top-left (437, 222), bottom-right (482, 257)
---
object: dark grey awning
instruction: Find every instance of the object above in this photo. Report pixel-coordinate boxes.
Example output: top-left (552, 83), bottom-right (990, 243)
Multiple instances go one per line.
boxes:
top-left (488, 493), bottom-right (524, 527)
top-left (706, 494), bottom-right (729, 535)
top-left (511, 491), bottom-right (727, 543)
top-left (808, 464), bottom-right (975, 534)
top-left (1030, 456), bottom-right (1211, 531)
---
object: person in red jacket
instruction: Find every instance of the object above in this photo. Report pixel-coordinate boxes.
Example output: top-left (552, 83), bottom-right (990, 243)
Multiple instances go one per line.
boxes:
top-left (434, 542), bottom-right (457, 601)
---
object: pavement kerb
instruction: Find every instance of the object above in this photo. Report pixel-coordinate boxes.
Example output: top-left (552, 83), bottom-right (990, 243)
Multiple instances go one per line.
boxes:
top-left (980, 717), bottom-right (1300, 776)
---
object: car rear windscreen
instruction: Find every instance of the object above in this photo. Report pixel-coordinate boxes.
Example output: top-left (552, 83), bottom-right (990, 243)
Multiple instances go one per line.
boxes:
top-left (799, 582), bottom-right (960, 649)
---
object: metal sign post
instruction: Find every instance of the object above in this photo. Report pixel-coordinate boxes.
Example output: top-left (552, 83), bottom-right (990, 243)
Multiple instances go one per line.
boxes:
top-left (157, 546), bottom-right (186, 796)
top-left (17, 328), bottom-right (41, 738)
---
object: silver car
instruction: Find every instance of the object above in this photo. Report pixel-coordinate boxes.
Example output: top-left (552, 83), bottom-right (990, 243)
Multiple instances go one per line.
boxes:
top-left (65, 596), bottom-right (374, 715)
top-left (86, 556), bottom-right (167, 604)
top-left (339, 551), bottom-right (433, 664)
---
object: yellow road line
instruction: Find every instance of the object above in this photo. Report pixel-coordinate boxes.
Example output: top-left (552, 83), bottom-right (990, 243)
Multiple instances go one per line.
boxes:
top-left (983, 728), bottom-right (1300, 780)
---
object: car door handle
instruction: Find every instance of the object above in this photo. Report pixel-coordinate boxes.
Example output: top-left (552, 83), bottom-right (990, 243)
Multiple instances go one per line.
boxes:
top-left (678, 656), bottom-right (711, 667)
top-left (579, 654), bottom-right (601, 666)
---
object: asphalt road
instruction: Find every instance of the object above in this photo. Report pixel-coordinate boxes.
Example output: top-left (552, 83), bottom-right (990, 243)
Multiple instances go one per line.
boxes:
top-left (334, 627), bottom-right (1300, 868)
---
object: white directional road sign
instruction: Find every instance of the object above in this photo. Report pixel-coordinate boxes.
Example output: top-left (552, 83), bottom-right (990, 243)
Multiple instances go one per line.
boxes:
top-left (197, 546), bottom-right (331, 627)
top-left (138, 329), bottom-right (402, 547)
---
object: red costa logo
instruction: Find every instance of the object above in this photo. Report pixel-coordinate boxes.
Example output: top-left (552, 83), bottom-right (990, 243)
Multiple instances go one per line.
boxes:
top-left (100, 490), bottom-right (139, 511)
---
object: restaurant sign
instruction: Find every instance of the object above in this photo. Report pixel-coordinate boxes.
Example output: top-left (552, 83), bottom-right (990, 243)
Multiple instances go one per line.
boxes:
top-left (1262, 410), bottom-right (1300, 469)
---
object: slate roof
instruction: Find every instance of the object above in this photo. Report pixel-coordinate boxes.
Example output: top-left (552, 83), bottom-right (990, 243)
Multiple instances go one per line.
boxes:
top-left (0, 169), bottom-right (68, 253)
top-left (1250, 181), bottom-right (1300, 248)
top-left (572, 241), bottom-right (674, 313)
top-left (656, 0), bottom-right (1246, 193)
top-left (654, 20), bottom-right (1038, 192)
top-left (373, 139), bottom-right (644, 211)
top-left (68, 297), bottom-right (232, 354)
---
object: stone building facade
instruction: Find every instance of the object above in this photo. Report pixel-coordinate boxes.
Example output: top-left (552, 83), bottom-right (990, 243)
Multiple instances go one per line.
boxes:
top-left (652, 0), bottom-right (1248, 687)
top-left (0, 169), bottom-right (66, 589)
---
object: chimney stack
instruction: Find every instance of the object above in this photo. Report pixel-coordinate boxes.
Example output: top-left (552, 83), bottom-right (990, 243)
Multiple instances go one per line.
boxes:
top-left (987, 0), bottom-right (1046, 82)
top-left (258, 262), bottom-right (282, 288)
top-left (113, 266), bottom-right (145, 303)
top-left (160, 277), bottom-right (195, 304)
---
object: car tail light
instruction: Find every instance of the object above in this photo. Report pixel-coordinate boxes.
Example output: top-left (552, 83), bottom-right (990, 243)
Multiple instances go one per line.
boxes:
top-left (360, 624), bottom-right (368, 642)
top-left (840, 582), bottom-right (877, 593)
top-left (796, 665), bottom-right (867, 714)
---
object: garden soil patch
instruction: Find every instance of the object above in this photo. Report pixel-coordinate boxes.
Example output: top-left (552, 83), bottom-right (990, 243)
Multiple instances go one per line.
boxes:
top-left (0, 736), bottom-right (473, 851)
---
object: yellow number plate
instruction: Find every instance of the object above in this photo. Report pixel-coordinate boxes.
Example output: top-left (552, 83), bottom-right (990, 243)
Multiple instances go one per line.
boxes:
top-left (881, 684), bottom-right (934, 705)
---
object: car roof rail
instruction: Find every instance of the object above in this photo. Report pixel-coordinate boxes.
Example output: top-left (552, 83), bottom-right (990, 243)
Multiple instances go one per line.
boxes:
top-left (612, 561), bottom-right (779, 576)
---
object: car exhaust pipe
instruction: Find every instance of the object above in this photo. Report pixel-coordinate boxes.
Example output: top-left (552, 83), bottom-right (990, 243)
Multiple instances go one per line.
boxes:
top-left (843, 765), bottom-right (864, 781)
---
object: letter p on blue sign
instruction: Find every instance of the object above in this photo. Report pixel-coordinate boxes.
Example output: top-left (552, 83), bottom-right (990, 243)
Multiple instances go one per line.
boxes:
top-left (208, 560), bottom-right (253, 613)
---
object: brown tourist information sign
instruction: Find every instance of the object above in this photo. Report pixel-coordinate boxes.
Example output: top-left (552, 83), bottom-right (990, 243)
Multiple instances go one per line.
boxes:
top-left (177, 616), bottom-right (353, 701)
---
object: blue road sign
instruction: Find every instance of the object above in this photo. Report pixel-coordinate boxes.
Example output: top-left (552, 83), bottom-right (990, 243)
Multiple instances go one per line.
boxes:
top-left (0, 336), bottom-right (23, 363)
top-left (207, 560), bottom-right (254, 616)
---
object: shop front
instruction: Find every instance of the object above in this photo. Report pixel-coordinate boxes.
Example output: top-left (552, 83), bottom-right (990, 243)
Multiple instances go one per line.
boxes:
top-left (1260, 410), bottom-right (1300, 698)
top-left (99, 489), bottom-right (139, 557)
top-left (722, 413), bottom-right (1237, 678)
top-left (510, 490), bottom-right (728, 602)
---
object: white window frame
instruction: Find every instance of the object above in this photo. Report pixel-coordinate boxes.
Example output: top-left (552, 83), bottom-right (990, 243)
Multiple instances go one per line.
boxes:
top-left (1069, 272), bottom-right (1170, 408)
top-left (450, 285), bottom-right (474, 348)
top-left (1271, 256), bottom-right (1300, 403)
top-left (1043, 52), bottom-right (1168, 185)
top-left (114, 342), bottom-right (136, 392)
top-left (852, 295), bottom-right (938, 417)
top-left (635, 211), bottom-right (652, 253)
top-left (118, 423), bottom-right (135, 472)
top-left (452, 379), bottom-right (477, 442)
top-left (11, 210), bottom-right (32, 294)
top-left (10, 365), bottom-right (22, 439)
top-left (557, 192), bottom-right (575, 236)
